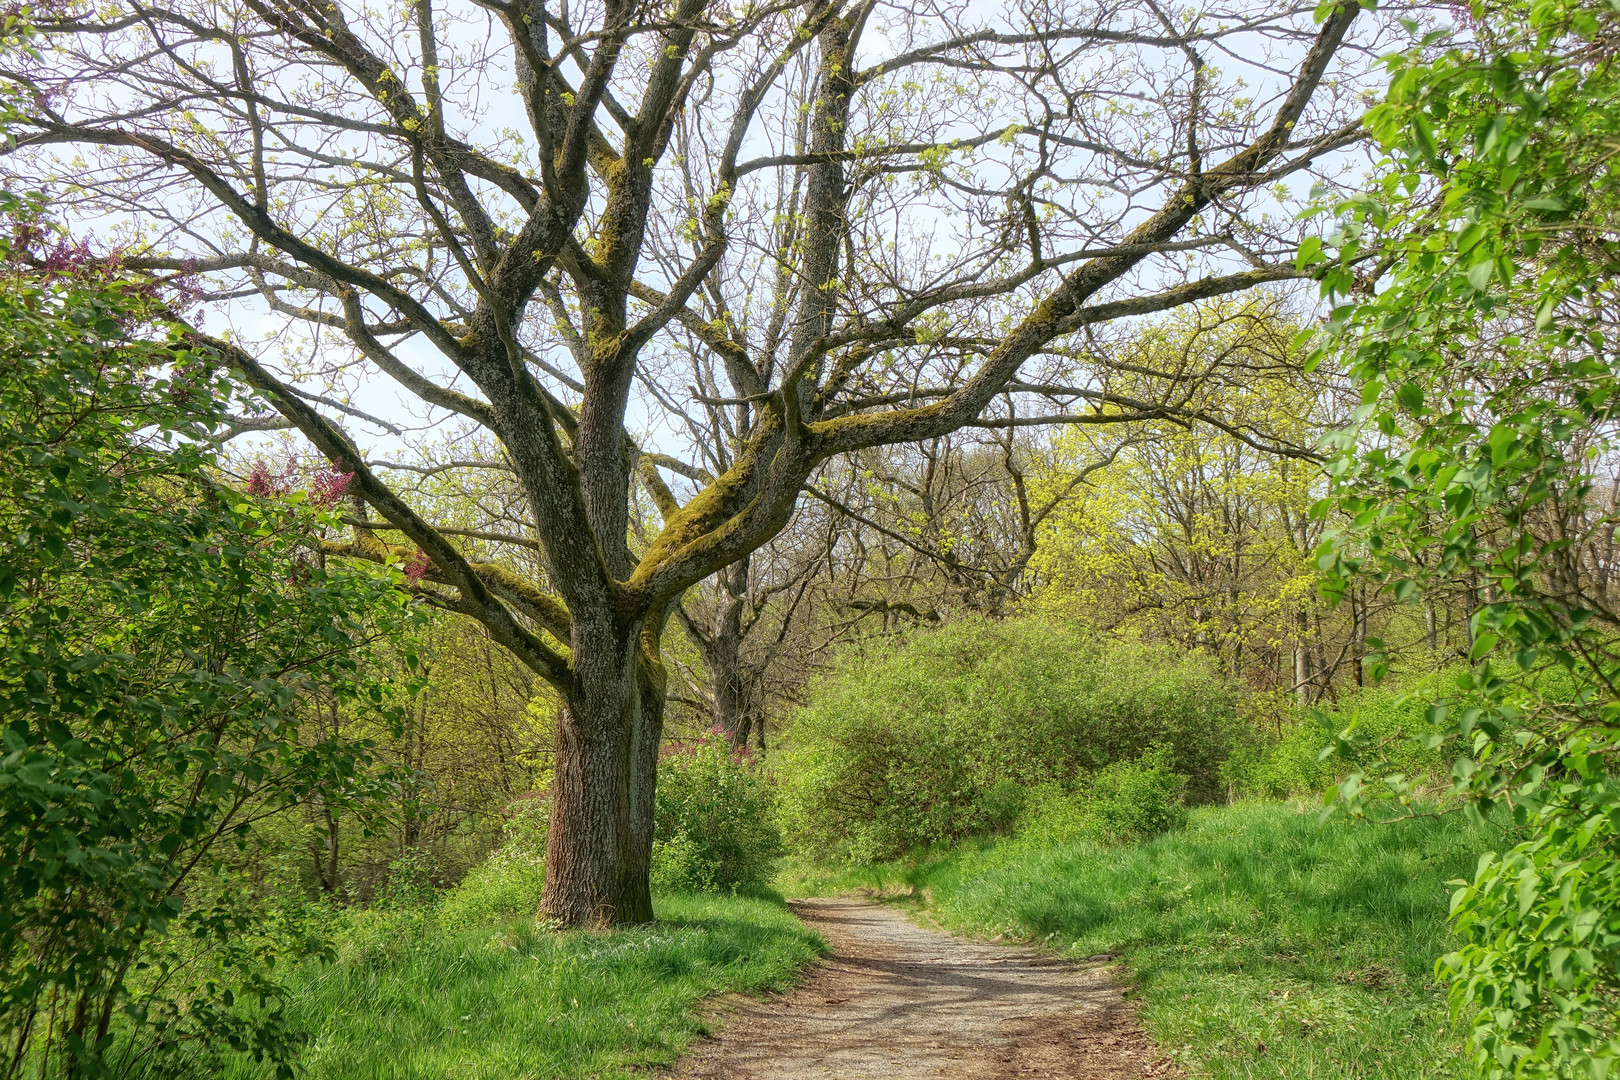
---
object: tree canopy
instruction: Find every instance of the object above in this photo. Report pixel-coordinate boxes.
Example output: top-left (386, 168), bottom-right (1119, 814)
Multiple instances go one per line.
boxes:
top-left (4, 0), bottom-right (1383, 922)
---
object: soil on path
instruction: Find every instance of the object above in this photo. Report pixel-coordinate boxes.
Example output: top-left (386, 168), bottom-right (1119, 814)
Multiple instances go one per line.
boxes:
top-left (662, 897), bottom-right (1179, 1080)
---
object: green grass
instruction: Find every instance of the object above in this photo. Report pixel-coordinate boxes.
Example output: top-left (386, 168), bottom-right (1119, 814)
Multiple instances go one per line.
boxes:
top-left (221, 892), bottom-right (824, 1080)
top-left (782, 801), bottom-right (1502, 1080)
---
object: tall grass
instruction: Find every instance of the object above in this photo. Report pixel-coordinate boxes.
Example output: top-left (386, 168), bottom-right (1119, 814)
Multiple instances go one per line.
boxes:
top-left (784, 801), bottom-right (1501, 1080)
top-left (217, 893), bottom-right (822, 1080)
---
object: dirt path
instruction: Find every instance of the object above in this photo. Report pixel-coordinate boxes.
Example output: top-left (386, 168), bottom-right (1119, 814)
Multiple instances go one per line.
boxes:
top-left (662, 897), bottom-right (1178, 1079)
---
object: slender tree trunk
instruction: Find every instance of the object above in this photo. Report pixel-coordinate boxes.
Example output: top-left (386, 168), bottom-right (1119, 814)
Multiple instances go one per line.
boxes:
top-left (1312, 611), bottom-right (1329, 697)
top-left (682, 558), bottom-right (760, 749)
top-left (710, 622), bottom-right (754, 747)
top-left (324, 802), bottom-right (340, 893)
top-left (541, 615), bottom-right (662, 926)
top-left (707, 576), bottom-right (756, 747)
top-left (1294, 609), bottom-right (1313, 705)
top-left (1353, 585), bottom-right (1367, 687)
top-left (64, 992), bottom-right (89, 1080)
top-left (1464, 571), bottom-right (1480, 657)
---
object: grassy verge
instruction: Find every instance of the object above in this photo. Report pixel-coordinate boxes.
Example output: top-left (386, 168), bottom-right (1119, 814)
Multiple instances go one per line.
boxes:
top-left (781, 801), bottom-right (1499, 1080)
top-left (221, 892), bottom-right (823, 1080)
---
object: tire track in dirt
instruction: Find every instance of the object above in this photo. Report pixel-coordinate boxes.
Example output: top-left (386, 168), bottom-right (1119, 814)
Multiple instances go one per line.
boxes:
top-left (662, 897), bottom-right (1180, 1079)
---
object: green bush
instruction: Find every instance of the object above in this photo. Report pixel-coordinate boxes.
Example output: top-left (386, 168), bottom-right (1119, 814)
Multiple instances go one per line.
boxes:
top-left (978, 778), bottom-right (1029, 834)
top-left (375, 849), bottom-right (442, 911)
top-left (1086, 748), bottom-right (1188, 843)
top-left (651, 732), bottom-right (782, 893)
top-left (1235, 680), bottom-right (1462, 800)
top-left (1009, 753), bottom-right (1188, 849)
top-left (1013, 783), bottom-right (1092, 847)
top-left (0, 207), bottom-right (419, 1078)
top-left (774, 618), bottom-right (1238, 863)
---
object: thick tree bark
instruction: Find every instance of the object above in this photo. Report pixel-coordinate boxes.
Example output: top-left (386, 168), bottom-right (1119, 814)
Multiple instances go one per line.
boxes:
top-left (541, 614), bottom-right (664, 925)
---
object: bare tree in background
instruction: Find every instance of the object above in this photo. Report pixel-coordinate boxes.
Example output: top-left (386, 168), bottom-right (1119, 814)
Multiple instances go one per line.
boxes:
top-left (8, 0), bottom-right (1378, 923)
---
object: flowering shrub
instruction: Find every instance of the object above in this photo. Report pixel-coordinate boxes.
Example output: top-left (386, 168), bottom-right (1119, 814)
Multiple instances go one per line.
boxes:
top-left (0, 200), bottom-right (417, 1077)
top-left (245, 453), bottom-right (354, 506)
top-left (403, 549), bottom-right (431, 585)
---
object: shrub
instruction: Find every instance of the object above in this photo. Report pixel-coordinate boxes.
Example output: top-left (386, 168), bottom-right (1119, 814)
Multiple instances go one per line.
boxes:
top-left (651, 732), bottom-right (782, 893)
top-left (1235, 679), bottom-right (1464, 800)
top-left (774, 618), bottom-right (1238, 863)
top-left (375, 849), bottom-right (441, 911)
top-left (1085, 748), bottom-right (1188, 843)
top-left (0, 218), bottom-right (418, 1078)
top-left (1013, 783), bottom-right (1092, 847)
top-left (978, 778), bottom-right (1029, 834)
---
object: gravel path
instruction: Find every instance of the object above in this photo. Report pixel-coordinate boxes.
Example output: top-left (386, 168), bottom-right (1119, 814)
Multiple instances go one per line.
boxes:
top-left (662, 897), bottom-right (1178, 1079)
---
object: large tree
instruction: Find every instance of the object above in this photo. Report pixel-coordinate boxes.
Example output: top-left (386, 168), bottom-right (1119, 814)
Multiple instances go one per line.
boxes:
top-left (8, 0), bottom-right (1377, 924)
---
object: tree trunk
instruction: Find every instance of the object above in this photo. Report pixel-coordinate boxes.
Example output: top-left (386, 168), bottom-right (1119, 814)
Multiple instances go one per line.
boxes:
top-left (1294, 609), bottom-right (1313, 705)
top-left (324, 802), bottom-right (340, 893)
top-left (540, 616), bottom-right (662, 926)
top-left (707, 565), bottom-right (756, 747)
top-left (1353, 585), bottom-right (1367, 687)
top-left (683, 557), bottom-right (760, 749)
top-left (709, 619), bottom-right (754, 747)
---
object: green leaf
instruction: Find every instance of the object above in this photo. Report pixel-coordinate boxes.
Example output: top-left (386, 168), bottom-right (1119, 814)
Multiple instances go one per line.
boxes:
top-left (1550, 947), bottom-right (1574, 989)
top-left (1296, 235), bottom-right (1324, 269)
top-left (1412, 111), bottom-right (1440, 163)
top-left (1535, 293), bottom-right (1558, 330)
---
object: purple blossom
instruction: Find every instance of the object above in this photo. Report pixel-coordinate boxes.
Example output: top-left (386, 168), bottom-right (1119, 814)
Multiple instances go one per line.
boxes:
top-left (309, 468), bottom-right (354, 507)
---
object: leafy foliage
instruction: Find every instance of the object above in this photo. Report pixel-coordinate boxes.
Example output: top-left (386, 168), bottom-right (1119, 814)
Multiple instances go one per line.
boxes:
top-left (774, 618), bottom-right (1239, 862)
top-left (1027, 299), bottom-right (1333, 676)
top-left (1228, 681), bottom-right (1462, 800)
top-left (1010, 751), bottom-right (1188, 847)
top-left (436, 797), bottom-right (551, 928)
top-left (1085, 749), bottom-right (1190, 844)
top-left (1309, 0), bottom-right (1620, 1073)
top-left (651, 732), bottom-right (782, 893)
top-left (0, 200), bottom-right (416, 1078)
